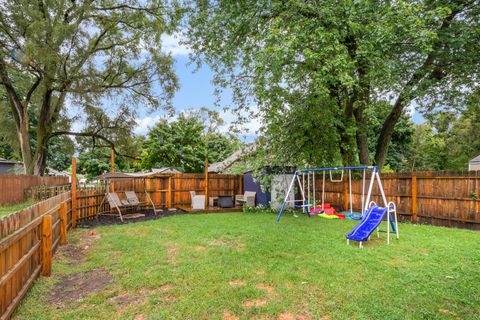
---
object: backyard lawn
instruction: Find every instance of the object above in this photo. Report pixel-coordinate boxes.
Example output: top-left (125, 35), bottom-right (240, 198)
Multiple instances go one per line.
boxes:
top-left (0, 201), bottom-right (33, 217)
top-left (14, 212), bottom-right (480, 320)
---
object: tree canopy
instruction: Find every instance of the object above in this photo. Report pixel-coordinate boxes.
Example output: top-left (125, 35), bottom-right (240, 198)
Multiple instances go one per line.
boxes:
top-left (141, 112), bottom-right (240, 173)
top-left (0, 0), bottom-right (182, 175)
top-left (185, 0), bottom-right (480, 170)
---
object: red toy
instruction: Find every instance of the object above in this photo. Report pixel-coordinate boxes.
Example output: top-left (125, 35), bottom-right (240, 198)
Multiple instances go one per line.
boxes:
top-left (309, 203), bottom-right (346, 219)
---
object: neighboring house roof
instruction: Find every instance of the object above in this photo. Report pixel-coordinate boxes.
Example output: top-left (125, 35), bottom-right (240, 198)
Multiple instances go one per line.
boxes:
top-left (470, 155), bottom-right (480, 164)
top-left (0, 157), bottom-right (22, 165)
top-left (151, 167), bottom-right (182, 174)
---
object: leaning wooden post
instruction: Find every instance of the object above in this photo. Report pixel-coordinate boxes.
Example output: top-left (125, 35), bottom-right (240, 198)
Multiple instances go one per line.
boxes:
top-left (205, 158), bottom-right (209, 207)
top-left (411, 173), bottom-right (417, 223)
top-left (41, 214), bottom-right (52, 276)
top-left (71, 157), bottom-right (77, 229)
top-left (60, 202), bottom-right (67, 245)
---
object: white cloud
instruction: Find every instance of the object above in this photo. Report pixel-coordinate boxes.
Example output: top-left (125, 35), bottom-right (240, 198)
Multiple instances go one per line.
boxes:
top-left (134, 115), bottom-right (162, 135)
top-left (161, 33), bottom-right (192, 56)
top-left (218, 107), bottom-right (262, 137)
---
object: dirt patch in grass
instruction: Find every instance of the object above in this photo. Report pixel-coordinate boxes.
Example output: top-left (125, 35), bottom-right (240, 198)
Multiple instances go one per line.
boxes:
top-left (166, 243), bottom-right (177, 262)
top-left (61, 245), bottom-right (86, 266)
top-left (229, 280), bottom-right (246, 288)
top-left (159, 284), bottom-right (173, 292)
top-left (195, 245), bottom-right (206, 252)
top-left (208, 237), bottom-right (244, 250)
top-left (223, 310), bottom-right (240, 320)
top-left (77, 209), bottom-right (183, 227)
top-left (49, 268), bottom-right (112, 305)
top-left (277, 312), bottom-right (312, 320)
top-left (257, 283), bottom-right (276, 296)
top-left (56, 229), bottom-right (101, 266)
top-left (438, 309), bottom-right (459, 319)
top-left (108, 291), bottom-right (141, 306)
top-left (243, 298), bottom-right (269, 309)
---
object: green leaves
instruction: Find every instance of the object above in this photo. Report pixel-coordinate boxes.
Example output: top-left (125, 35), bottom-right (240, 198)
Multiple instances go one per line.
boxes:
top-left (141, 112), bottom-right (239, 173)
top-left (185, 0), bottom-right (480, 170)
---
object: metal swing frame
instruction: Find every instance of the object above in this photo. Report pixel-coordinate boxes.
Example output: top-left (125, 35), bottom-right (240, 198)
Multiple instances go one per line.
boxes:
top-left (275, 166), bottom-right (399, 244)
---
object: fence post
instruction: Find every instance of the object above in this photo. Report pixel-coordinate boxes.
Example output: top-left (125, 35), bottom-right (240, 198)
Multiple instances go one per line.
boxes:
top-left (167, 176), bottom-right (172, 208)
top-left (411, 174), bottom-right (417, 223)
top-left (60, 202), bottom-right (67, 245)
top-left (343, 178), bottom-right (349, 211)
top-left (476, 171), bottom-right (480, 217)
top-left (71, 157), bottom-right (77, 229)
top-left (41, 215), bottom-right (52, 276)
top-left (239, 175), bottom-right (243, 194)
top-left (205, 158), bottom-right (209, 207)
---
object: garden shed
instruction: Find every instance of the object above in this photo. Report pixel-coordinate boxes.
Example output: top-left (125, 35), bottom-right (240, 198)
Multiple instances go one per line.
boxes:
top-left (0, 158), bottom-right (22, 174)
top-left (469, 155), bottom-right (480, 171)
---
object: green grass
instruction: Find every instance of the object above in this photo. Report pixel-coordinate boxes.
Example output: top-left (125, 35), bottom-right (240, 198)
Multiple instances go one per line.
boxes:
top-left (14, 212), bottom-right (480, 320)
top-left (0, 200), bottom-right (33, 217)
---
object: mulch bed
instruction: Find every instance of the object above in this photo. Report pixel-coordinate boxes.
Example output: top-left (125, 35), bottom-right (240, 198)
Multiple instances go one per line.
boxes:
top-left (78, 208), bottom-right (184, 227)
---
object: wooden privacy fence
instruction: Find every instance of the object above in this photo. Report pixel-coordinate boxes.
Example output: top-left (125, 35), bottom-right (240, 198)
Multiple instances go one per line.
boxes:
top-left (0, 172), bottom-right (241, 318)
top-left (0, 175), bottom-right (69, 205)
top-left (73, 173), bottom-right (243, 220)
top-left (0, 192), bottom-right (72, 319)
top-left (25, 184), bottom-right (71, 201)
top-left (312, 170), bottom-right (480, 230)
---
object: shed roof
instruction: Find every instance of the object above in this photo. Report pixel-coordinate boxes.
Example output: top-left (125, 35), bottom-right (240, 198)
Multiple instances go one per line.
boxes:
top-left (469, 155), bottom-right (480, 164)
top-left (0, 157), bottom-right (22, 165)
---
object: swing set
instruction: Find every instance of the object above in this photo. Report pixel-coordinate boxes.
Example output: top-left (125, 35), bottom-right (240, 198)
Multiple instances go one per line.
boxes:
top-left (276, 166), bottom-right (399, 246)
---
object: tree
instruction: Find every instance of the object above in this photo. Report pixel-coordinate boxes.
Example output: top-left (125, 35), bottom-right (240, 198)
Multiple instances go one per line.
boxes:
top-left (407, 101), bottom-right (480, 171)
top-left (141, 113), bottom-right (239, 173)
top-left (0, 0), bottom-right (181, 175)
top-left (185, 1), bottom-right (480, 169)
top-left (365, 104), bottom-right (415, 172)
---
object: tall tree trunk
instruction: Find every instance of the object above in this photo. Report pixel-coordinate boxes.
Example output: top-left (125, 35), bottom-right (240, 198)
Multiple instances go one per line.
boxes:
top-left (18, 114), bottom-right (33, 174)
top-left (374, 95), bottom-right (405, 169)
top-left (340, 100), bottom-right (356, 166)
top-left (0, 58), bottom-right (33, 173)
top-left (354, 107), bottom-right (369, 165)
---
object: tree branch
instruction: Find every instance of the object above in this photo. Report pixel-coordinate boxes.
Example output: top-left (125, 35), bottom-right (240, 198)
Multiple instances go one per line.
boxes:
top-left (49, 131), bottom-right (141, 160)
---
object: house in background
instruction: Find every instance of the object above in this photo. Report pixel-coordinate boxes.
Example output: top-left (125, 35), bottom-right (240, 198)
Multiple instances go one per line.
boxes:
top-left (469, 155), bottom-right (480, 171)
top-left (0, 158), bottom-right (23, 174)
top-left (150, 167), bottom-right (182, 174)
top-left (208, 145), bottom-right (294, 208)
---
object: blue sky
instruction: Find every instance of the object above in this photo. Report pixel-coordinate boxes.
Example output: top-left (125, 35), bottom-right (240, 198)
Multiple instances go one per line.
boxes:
top-left (133, 34), bottom-right (425, 138)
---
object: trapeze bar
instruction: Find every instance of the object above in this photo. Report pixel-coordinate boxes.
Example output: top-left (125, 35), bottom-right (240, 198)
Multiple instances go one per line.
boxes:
top-left (296, 166), bottom-right (376, 173)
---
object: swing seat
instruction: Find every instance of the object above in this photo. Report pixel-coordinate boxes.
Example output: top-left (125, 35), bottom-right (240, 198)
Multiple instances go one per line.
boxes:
top-left (345, 211), bottom-right (363, 220)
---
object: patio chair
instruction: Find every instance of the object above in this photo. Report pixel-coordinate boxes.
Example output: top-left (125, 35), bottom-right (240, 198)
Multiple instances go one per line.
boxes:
top-left (190, 191), bottom-right (205, 210)
top-left (124, 190), bottom-right (159, 215)
top-left (106, 192), bottom-right (129, 222)
top-left (235, 191), bottom-right (256, 207)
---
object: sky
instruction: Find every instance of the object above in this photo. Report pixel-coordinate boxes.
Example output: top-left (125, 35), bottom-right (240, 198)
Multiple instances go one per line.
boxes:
top-left (133, 34), bottom-right (425, 139)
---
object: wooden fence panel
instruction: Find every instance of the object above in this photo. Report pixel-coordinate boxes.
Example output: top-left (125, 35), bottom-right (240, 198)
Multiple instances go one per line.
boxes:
top-left (311, 171), bottom-right (479, 229)
top-left (0, 192), bottom-right (71, 319)
top-left (0, 175), bottom-right (69, 205)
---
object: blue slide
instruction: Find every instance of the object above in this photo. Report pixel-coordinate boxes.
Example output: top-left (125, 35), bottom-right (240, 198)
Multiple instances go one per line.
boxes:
top-left (346, 205), bottom-right (388, 242)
